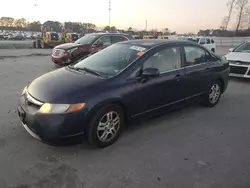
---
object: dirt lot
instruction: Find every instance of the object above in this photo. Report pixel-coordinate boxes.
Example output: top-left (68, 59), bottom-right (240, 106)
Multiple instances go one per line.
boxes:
top-left (0, 52), bottom-right (249, 188)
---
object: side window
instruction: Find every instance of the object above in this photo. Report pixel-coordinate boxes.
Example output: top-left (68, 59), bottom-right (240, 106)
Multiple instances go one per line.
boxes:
top-left (184, 46), bottom-right (211, 66)
top-left (211, 39), bottom-right (215, 44)
top-left (96, 36), bottom-right (111, 45)
top-left (206, 38), bottom-right (211, 44)
top-left (143, 47), bottom-right (181, 73)
top-left (199, 38), bottom-right (206, 45)
top-left (243, 43), bottom-right (250, 50)
top-left (111, 36), bottom-right (128, 43)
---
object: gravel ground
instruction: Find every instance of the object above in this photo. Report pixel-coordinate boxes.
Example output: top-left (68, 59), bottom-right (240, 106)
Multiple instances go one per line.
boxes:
top-left (0, 51), bottom-right (249, 188)
top-left (0, 40), bottom-right (33, 49)
top-left (0, 49), bottom-right (51, 58)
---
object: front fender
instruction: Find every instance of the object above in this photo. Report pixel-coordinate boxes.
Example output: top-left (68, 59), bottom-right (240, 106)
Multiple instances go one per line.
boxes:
top-left (85, 97), bottom-right (130, 124)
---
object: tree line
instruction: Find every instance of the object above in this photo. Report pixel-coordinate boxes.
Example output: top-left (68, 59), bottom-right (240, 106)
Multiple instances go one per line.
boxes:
top-left (0, 17), bottom-right (118, 33)
top-left (0, 17), bottom-right (177, 36)
top-left (199, 0), bottom-right (250, 37)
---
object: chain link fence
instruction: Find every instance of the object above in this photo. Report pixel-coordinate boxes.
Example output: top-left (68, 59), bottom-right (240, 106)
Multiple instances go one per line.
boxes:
top-left (214, 37), bottom-right (250, 47)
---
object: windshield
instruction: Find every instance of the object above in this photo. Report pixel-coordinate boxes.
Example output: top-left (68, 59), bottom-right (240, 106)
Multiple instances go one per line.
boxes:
top-left (74, 43), bottom-right (148, 77)
top-left (233, 42), bottom-right (250, 53)
top-left (74, 35), bottom-right (98, 45)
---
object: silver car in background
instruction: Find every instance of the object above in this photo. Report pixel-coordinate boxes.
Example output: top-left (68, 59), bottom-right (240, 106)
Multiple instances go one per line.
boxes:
top-left (224, 41), bottom-right (250, 78)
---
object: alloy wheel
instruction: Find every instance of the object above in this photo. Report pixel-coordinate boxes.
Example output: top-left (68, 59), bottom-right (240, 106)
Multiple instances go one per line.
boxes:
top-left (209, 84), bottom-right (220, 104)
top-left (97, 111), bottom-right (120, 142)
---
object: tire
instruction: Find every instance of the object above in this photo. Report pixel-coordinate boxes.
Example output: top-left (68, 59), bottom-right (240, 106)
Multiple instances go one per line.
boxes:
top-left (211, 48), bottom-right (215, 53)
top-left (36, 40), bottom-right (41, 48)
top-left (203, 81), bottom-right (222, 107)
top-left (87, 104), bottom-right (125, 148)
top-left (33, 41), bottom-right (36, 48)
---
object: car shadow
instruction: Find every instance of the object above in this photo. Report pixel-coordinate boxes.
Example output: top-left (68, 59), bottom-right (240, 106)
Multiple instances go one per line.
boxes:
top-left (125, 105), bottom-right (196, 134)
top-left (49, 104), bottom-right (202, 150)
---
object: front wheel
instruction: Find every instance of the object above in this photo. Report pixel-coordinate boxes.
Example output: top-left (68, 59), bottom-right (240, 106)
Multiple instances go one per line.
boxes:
top-left (203, 81), bottom-right (221, 107)
top-left (87, 104), bottom-right (125, 148)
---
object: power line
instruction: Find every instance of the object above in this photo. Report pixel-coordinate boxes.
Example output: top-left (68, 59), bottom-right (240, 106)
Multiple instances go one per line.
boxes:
top-left (109, 0), bottom-right (111, 32)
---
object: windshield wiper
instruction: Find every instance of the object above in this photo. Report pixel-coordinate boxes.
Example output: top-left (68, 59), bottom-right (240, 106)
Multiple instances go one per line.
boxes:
top-left (72, 66), bottom-right (101, 77)
top-left (81, 67), bottom-right (102, 77)
top-left (68, 65), bottom-right (108, 77)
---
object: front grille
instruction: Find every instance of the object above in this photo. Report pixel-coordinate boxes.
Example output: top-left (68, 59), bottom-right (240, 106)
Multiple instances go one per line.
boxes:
top-left (50, 33), bottom-right (59, 41)
top-left (72, 34), bottom-right (78, 41)
top-left (230, 65), bottom-right (248, 75)
top-left (229, 60), bottom-right (250, 66)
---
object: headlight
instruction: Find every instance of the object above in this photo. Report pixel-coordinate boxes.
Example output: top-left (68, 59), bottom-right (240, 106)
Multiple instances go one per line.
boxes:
top-left (39, 103), bottom-right (86, 114)
top-left (22, 86), bottom-right (27, 95)
top-left (53, 49), bottom-right (66, 56)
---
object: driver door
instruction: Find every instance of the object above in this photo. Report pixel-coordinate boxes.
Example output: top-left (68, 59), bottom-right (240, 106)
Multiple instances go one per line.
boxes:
top-left (126, 45), bottom-right (186, 118)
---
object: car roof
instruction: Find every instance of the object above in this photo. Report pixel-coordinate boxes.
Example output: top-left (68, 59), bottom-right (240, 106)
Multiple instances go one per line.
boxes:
top-left (88, 33), bottom-right (130, 37)
top-left (119, 39), bottom-right (196, 48)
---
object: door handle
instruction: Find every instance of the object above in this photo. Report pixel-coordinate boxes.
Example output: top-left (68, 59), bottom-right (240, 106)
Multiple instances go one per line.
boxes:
top-left (203, 67), bottom-right (210, 72)
top-left (174, 74), bottom-right (181, 81)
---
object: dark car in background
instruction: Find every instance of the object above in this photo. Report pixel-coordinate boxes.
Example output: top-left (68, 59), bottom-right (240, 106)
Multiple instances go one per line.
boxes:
top-left (51, 33), bottom-right (134, 67)
top-left (11, 34), bottom-right (26, 40)
top-left (18, 40), bottom-right (229, 148)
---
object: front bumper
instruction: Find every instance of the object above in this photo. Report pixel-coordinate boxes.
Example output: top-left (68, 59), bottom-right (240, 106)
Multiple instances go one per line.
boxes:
top-left (17, 95), bottom-right (88, 143)
top-left (229, 63), bottom-right (250, 78)
top-left (51, 55), bottom-right (70, 66)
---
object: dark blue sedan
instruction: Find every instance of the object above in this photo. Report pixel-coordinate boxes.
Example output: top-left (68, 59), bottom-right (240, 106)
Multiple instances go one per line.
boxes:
top-left (18, 40), bottom-right (230, 148)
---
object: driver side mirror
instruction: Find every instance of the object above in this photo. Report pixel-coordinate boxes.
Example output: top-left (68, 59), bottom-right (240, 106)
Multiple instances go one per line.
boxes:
top-left (141, 68), bottom-right (160, 78)
top-left (229, 48), bottom-right (234, 52)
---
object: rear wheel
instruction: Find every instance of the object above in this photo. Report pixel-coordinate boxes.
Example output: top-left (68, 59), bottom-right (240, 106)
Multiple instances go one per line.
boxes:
top-left (36, 40), bottom-right (41, 48)
top-left (87, 104), bottom-right (125, 148)
top-left (33, 41), bottom-right (36, 48)
top-left (203, 81), bottom-right (221, 107)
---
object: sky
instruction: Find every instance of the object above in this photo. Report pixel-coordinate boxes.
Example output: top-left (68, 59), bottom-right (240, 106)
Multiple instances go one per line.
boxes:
top-left (0, 0), bottom-right (230, 33)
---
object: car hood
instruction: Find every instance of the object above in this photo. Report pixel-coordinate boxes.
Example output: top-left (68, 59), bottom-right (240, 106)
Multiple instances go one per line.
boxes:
top-left (225, 52), bottom-right (250, 62)
top-left (27, 67), bottom-right (106, 104)
top-left (55, 43), bottom-right (83, 50)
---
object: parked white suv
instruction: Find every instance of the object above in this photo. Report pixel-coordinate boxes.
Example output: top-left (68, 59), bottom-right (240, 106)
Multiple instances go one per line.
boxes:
top-left (186, 37), bottom-right (216, 53)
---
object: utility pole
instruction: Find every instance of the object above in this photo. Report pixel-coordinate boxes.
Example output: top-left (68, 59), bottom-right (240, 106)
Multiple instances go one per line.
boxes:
top-left (109, 0), bottom-right (111, 32)
top-left (145, 20), bottom-right (147, 31)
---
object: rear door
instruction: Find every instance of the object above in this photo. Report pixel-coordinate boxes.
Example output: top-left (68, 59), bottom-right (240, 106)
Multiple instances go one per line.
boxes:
top-left (182, 45), bottom-right (213, 100)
